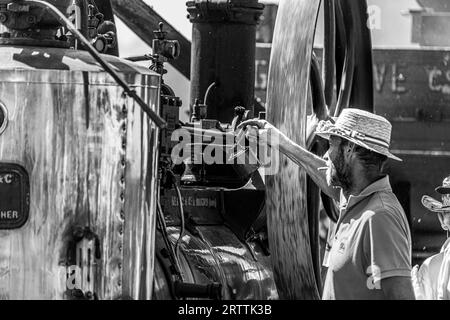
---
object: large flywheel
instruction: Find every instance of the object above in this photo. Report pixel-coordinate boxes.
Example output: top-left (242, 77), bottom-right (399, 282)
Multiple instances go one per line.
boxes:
top-left (265, 0), bottom-right (374, 300)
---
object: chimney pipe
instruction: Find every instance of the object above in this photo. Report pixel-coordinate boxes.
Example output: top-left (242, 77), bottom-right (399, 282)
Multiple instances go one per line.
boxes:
top-left (187, 0), bottom-right (264, 124)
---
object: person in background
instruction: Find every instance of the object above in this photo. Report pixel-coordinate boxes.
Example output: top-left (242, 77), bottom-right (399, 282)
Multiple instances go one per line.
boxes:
top-left (412, 176), bottom-right (450, 300)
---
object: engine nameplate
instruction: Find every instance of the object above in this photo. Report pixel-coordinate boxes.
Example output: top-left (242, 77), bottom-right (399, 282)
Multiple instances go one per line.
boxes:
top-left (0, 163), bottom-right (30, 229)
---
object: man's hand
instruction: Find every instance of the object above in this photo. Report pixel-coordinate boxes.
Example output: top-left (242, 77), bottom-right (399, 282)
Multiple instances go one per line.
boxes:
top-left (237, 118), bottom-right (340, 202)
top-left (237, 119), bottom-right (287, 149)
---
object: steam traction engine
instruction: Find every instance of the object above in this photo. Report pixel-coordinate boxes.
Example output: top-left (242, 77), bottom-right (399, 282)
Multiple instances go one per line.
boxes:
top-left (0, 0), bottom-right (375, 300)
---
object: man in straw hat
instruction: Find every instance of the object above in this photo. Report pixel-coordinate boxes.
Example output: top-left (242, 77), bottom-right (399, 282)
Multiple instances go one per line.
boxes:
top-left (412, 176), bottom-right (450, 300)
top-left (239, 108), bottom-right (415, 300)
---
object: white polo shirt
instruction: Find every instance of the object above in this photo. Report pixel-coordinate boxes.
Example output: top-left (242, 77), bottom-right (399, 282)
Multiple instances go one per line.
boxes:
top-left (322, 176), bottom-right (412, 300)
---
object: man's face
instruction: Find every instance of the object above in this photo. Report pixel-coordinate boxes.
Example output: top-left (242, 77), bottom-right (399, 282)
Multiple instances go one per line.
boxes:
top-left (324, 136), bottom-right (353, 190)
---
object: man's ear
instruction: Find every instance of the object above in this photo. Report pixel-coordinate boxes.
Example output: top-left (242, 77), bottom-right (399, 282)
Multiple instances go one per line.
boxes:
top-left (345, 142), bottom-right (356, 161)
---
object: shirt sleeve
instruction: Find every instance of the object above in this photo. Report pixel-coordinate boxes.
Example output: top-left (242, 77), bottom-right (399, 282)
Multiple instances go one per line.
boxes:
top-left (363, 210), bottom-right (412, 282)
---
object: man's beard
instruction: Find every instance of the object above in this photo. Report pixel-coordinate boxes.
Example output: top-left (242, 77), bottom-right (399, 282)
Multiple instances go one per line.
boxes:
top-left (326, 149), bottom-right (353, 191)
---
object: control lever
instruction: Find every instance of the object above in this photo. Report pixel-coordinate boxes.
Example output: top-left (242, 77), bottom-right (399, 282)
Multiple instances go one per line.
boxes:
top-left (227, 111), bottom-right (266, 165)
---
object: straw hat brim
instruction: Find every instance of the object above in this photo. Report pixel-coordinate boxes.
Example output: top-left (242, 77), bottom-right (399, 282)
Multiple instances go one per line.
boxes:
top-left (422, 195), bottom-right (450, 213)
top-left (316, 130), bottom-right (402, 162)
top-left (436, 186), bottom-right (450, 194)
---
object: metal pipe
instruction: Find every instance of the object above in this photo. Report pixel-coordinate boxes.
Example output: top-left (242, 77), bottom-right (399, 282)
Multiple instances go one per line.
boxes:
top-left (124, 55), bottom-right (151, 62)
top-left (203, 82), bottom-right (217, 108)
top-left (172, 176), bottom-right (186, 266)
top-left (157, 201), bottom-right (184, 281)
top-left (21, 0), bottom-right (167, 129)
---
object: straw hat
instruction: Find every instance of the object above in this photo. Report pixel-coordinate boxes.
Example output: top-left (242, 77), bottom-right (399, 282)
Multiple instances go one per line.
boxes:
top-left (315, 108), bottom-right (402, 161)
top-left (422, 175), bottom-right (450, 213)
top-left (436, 175), bottom-right (450, 194)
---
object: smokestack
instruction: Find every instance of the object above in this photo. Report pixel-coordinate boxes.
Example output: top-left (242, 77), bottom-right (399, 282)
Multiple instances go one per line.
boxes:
top-left (187, 0), bottom-right (264, 124)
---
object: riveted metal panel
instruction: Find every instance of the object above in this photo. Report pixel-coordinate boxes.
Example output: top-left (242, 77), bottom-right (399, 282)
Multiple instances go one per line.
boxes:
top-left (0, 46), bottom-right (160, 300)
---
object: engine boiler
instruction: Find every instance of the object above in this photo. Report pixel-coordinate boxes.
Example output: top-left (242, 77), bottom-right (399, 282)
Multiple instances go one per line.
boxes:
top-left (0, 0), bottom-right (163, 299)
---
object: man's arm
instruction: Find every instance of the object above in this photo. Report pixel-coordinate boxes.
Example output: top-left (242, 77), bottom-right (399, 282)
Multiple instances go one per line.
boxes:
top-left (381, 277), bottom-right (416, 300)
top-left (238, 119), bottom-right (340, 201)
top-left (278, 135), bottom-right (340, 201)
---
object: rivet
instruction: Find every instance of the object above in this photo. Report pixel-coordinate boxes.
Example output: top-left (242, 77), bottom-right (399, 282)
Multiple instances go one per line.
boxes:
top-left (27, 15), bottom-right (36, 24)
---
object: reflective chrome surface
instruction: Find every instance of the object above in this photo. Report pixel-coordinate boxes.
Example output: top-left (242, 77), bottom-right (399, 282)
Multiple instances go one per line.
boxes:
top-left (156, 226), bottom-right (278, 300)
top-left (0, 46), bottom-right (160, 300)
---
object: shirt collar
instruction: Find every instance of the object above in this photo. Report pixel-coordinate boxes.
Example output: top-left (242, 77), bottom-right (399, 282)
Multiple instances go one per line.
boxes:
top-left (340, 175), bottom-right (392, 211)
